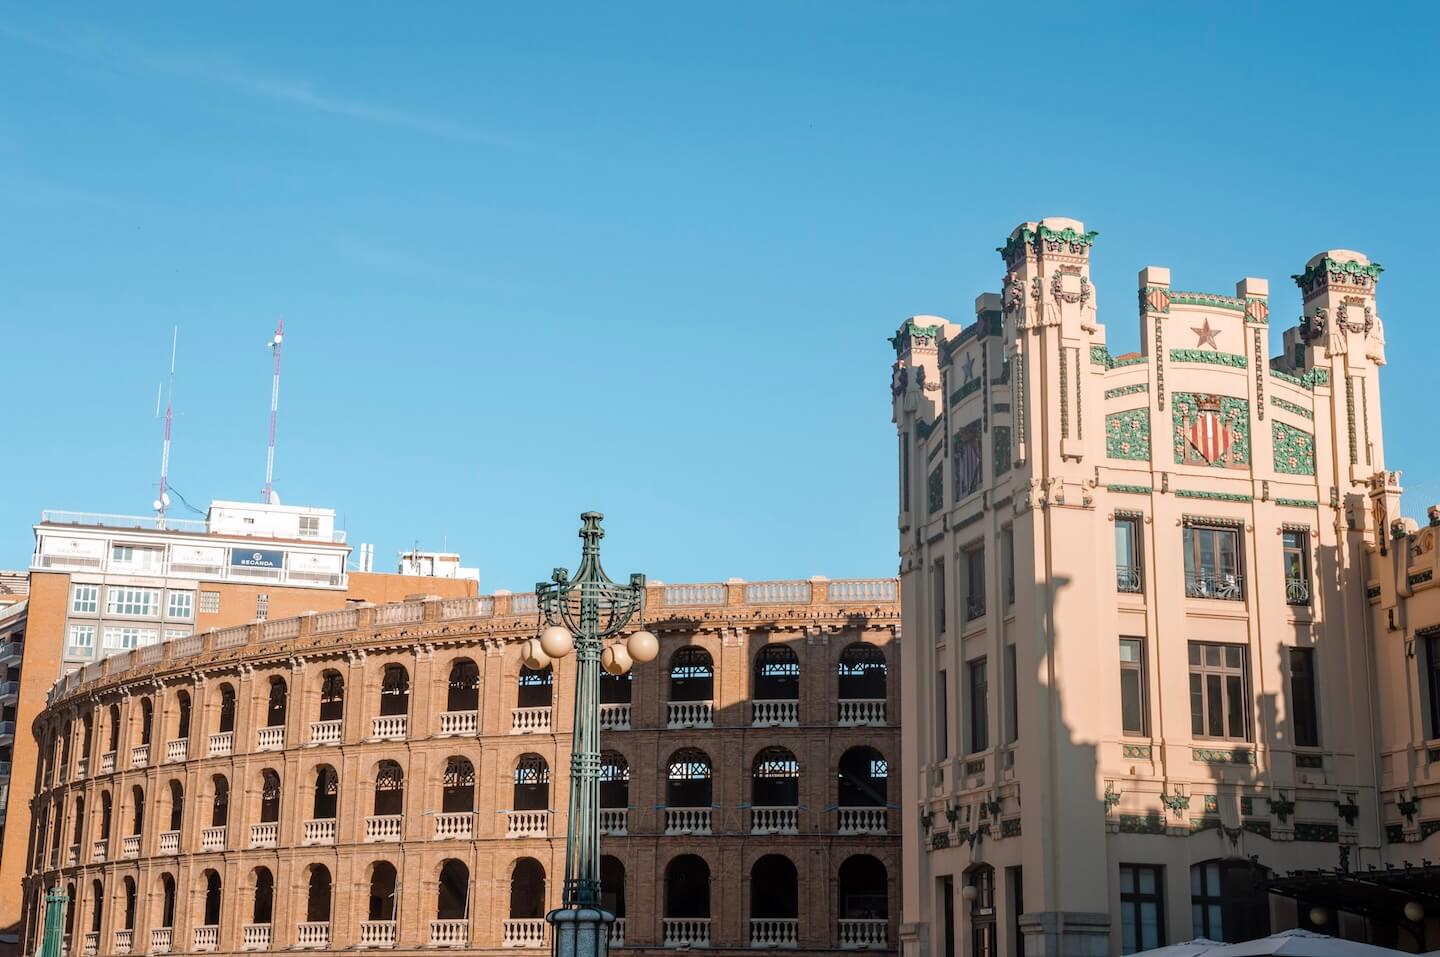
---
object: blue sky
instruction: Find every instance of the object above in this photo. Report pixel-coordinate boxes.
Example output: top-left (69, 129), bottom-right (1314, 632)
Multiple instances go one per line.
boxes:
top-left (2, 3), bottom-right (1436, 591)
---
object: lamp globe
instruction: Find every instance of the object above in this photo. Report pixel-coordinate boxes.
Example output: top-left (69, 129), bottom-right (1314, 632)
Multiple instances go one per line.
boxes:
top-left (539, 625), bottom-right (574, 659)
top-left (626, 629), bottom-right (659, 663)
top-left (601, 643), bottom-right (634, 676)
top-left (521, 639), bottom-right (551, 671)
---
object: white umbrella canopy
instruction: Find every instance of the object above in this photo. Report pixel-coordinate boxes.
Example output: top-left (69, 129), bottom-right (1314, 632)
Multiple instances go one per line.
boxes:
top-left (1130, 938), bottom-right (1223, 957)
top-left (1206, 929), bottom-right (1412, 957)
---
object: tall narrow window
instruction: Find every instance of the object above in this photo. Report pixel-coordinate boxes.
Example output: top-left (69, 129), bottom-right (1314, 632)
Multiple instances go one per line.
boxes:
top-left (1188, 643), bottom-right (1250, 741)
top-left (1119, 864), bottom-right (1165, 954)
top-left (1004, 645), bottom-right (1018, 745)
top-left (1115, 515), bottom-right (1142, 593)
top-left (1001, 527), bottom-right (1015, 607)
top-left (968, 659), bottom-right (988, 753)
top-left (1120, 639), bottom-right (1147, 736)
top-left (901, 432), bottom-right (911, 515)
top-left (965, 547), bottom-right (986, 622)
top-left (932, 560), bottom-right (947, 637)
top-left (1289, 648), bottom-right (1319, 748)
top-left (1427, 635), bottom-right (1440, 740)
top-left (1183, 525), bottom-right (1243, 600)
top-left (935, 672), bottom-right (948, 760)
top-left (1283, 530), bottom-right (1310, 605)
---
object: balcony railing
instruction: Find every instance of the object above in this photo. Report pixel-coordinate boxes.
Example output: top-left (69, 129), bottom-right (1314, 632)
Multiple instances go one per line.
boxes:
top-left (608, 918), bottom-right (627, 948)
top-left (839, 919), bottom-right (888, 950)
top-left (438, 710), bottom-right (477, 736)
top-left (75, 756), bottom-right (88, 779)
top-left (751, 806), bottom-right (799, 835)
top-left (503, 919), bottom-right (546, 948)
top-left (751, 918), bottom-right (799, 949)
top-left (358, 921), bottom-right (397, 949)
top-left (507, 810), bottom-right (548, 837)
top-left (511, 707), bottom-right (552, 734)
top-left (242, 924), bottom-right (271, 951)
top-left (150, 927), bottom-right (173, 955)
top-left (158, 830), bottom-right (180, 855)
top-left (667, 701), bottom-right (714, 729)
top-left (309, 720), bottom-right (342, 745)
top-left (201, 825), bottom-right (227, 851)
top-left (113, 930), bottom-right (133, 955)
top-left (82, 932), bottom-right (99, 957)
top-left (837, 807), bottom-right (887, 835)
top-left (752, 699), bottom-right (799, 727)
top-left (208, 732), bottom-right (234, 756)
top-left (48, 846), bottom-right (59, 870)
top-left (599, 703), bottom-right (631, 730)
top-left (92, 839), bottom-right (108, 863)
top-left (130, 743), bottom-right (149, 768)
top-left (664, 918), bottom-right (712, 948)
top-left (100, 751), bottom-right (116, 774)
top-left (1185, 572), bottom-right (1243, 601)
top-left (295, 923), bottom-right (330, 950)
top-left (366, 815), bottom-right (403, 842)
top-left (1116, 564), bottom-right (1143, 594)
top-left (665, 807), bottom-right (713, 835)
top-left (66, 843), bottom-right (79, 866)
top-left (434, 812), bottom-right (473, 840)
top-left (371, 715), bottom-right (408, 740)
top-left (251, 822), bottom-right (278, 848)
top-left (430, 920), bottom-right (469, 948)
top-left (599, 808), bottom-right (628, 836)
top-left (1286, 577), bottom-right (1311, 606)
top-left (192, 926), bottom-right (219, 953)
top-left (303, 818), bottom-right (337, 845)
top-left (965, 596), bottom-right (986, 622)
top-left (121, 835), bottom-right (141, 858)
top-left (165, 738), bottom-right (188, 763)
top-left (256, 726), bottom-right (285, 751)
top-left (838, 699), bottom-right (886, 726)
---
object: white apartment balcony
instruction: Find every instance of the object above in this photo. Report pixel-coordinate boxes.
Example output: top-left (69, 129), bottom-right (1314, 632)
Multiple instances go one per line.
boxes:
top-left (502, 919), bottom-right (545, 949)
top-left (303, 819), bottom-right (336, 845)
top-left (74, 756), bottom-right (88, 779)
top-left (164, 738), bottom-right (188, 763)
top-left (208, 732), bottom-right (233, 756)
top-left (438, 710), bottom-right (476, 735)
top-left (295, 922), bottom-right (330, 950)
top-left (371, 715), bottom-right (407, 740)
top-left (506, 810), bottom-right (548, 837)
top-left (91, 839), bottom-right (108, 863)
top-left (100, 751), bottom-right (116, 774)
top-left (608, 919), bottom-right (627, 948)
top-left (599, 703), bottom-right (631, 730)
top-left (242, 924), bottom-right (271, 951)
top-left (751, 806), bottom-right (799, 835)
top-left (839, 919), bottom-right (888, 950)
top-left (750, 919), bottom-right (798, 949)
top-left (838, 699), bottom-right (886, 727)
top-left (158, 830), bottom-right (179, 855)
top-left (751, 700), bottom-right (799, 727)
top-left (598, 808), bottom-right (628, 836)
top-left (192, 926), bottom-right (218, 953)
top-left (358, 921), bottom-right (397, 949)
top-left (66, 843), bottom-right (79, 866)
top-left (433, 812), bottom-right (473, 840)
top-left (366, 814), bottom-right (403, 842)
top-left (663, 918), bottom-right (711, 948)
top-left (201, 825), bottom-right (227, 851)
top-left (251, 822), bottom-right (278, 848)
top-left (665, 807), bottom-right (713, 835)
top-left (667, 701), bottom-right (714, 729)
top-left (256, 726), bottom-right (285, 751)
top-left (837, 807), bottom-right (886, 835)
top-left (130, 744), bottom-right (149, 768)
top-left (150, 927), bottom-right (173, 955)
top-left (309, 719), bottom-right (341, 745)
top-left (121, 835), bottom-right (140, 858)
top-left (429, 919), bottom-right (469, 948)
top-left (82, 931), bottom-right (99, 956)
top-left (113, 930), bottom-right (133, 955)
top-left (511, 706), bottom-right (551, 733)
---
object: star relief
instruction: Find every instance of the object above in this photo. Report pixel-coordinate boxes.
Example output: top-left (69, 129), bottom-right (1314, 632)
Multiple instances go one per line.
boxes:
top-left (1192, 319), bottom-right (1220, 349)
top-left (961, 353), bottom-right (976, 382)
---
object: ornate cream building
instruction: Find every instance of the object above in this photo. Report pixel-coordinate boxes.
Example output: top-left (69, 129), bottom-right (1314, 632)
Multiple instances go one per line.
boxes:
top-left (19, 579), bottom-right (899, 957)
top-left (890, 219), bottom-right (1433, 957)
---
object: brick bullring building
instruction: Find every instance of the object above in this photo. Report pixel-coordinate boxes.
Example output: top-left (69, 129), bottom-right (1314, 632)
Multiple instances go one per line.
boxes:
top-left (19, 579), bottom-right (899, 956)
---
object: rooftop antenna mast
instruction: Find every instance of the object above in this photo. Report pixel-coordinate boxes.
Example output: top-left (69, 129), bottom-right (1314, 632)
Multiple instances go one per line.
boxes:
top-left (263, 318), bottom-right (284, 504)
top-left (152, 327), bottom-right (178, 525)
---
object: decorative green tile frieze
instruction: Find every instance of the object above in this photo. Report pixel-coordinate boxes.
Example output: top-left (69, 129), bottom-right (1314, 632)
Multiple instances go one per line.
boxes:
top-left (1141, 287), bottom-right (1171, 314)
top-left (1243, 820), bottom-right (1272, 839)
top-left (1240, 797), bottom-right (1254, 816)
top-left (1270, 367), bottom-right (1332, 391)
top-left (1367, 584), bottom-right (1382, 601)
top-left (1108, 485), bottom-right (1152, 496)
top-left (927, 465), bottom-right (944, 515)
top-left (1192, 748), bottom-right (1256, 765)
top-left (1276, 498), bottom-right (1318, 509)
top-left (1170, 349), bottom-right (1248, 368)
top-left (1172, 393), bottom-right (1251, 468)
top-left (1203, 795), bottom-right (1219, 814)
top-left (1292, 257), bottom-right (1384, 293)
top-left (915, 417), bottom-right (941, 441)
top-left (1091, 345), bottom-right (1112, 367)
top-left (1273, 422), bottom-right (1317, 476)
top-left (1410, 570), bottom-right (1434, 588)
top-left (993, 427), bottom-right (1012, 478)
top-left (1118, 813), bottom-right (1165, 835)
top-left (1422, 820), bottom-right (1440, 839)
top-left (1106, 409), bottom-right (1150, 461)
top-left (890, 319), bottom-right (941, 357)
top-left (930, 831), bottom-right (950, 850)
top-left (1169, 290), bottom-right (1247, 312)
top-left (950, 376), bottom-right (982, 406)
top-left (1175, 489), bottom-right (1252, 503)
top-left (1385, 823), bottom-right (1406, 844)
top-left (1245, 298), bottom-right (1270, 324)
top-left (1294, 822), bottom-right (1340, 843)
top-left (1190, 817), bottom-right (1222, 834)
top-left (1001, 225), bottom-right (1100, 261)
top-left (1116, 354), bottom-right (1148, 368)
top-left (1121, 744), bottom-right (1153, 759)
top-left (1270, 396), bottom-right (1314, 420)
top-left (1000, 818), bottom-right (1022, 838)
top-left (1105, 383), bottom-right (1149, 399)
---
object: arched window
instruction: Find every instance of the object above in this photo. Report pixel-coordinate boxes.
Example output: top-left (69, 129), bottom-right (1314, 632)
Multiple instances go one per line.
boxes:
top-left (260, 770), bottom-right (281, 823)
top-left (201, 870), bottom-right (222, 927)
top-left (306, 865), bottom-right (332, 923)
top-left (130, 785), bottom-right (145, 835)
top-left (122, 877), bottom-right (137, 931)
top-left (599, 752), bottom-right (629, 809)
top-left (312, 766), bottom-right (339, 819)
top-left (73, 796), bottom-right (86, 850)
top-left (217, 684), bottom-right (237, 734)
top-left (379, 665), bottom-right (410, 717)
top-left (838, 643), bottom-right (887, 699)
top-left (140, 699), bottom-right (154, 745)
top-left (837, 747), bottom-right (887, 807)
top-left (601, 856), bottom-right (626, 919)
top-left (159, 873), bottom-right (176, 928)
top-left (266, 678), bottom-right (287, 728)
top-left (751, 855), bottom-right (798, 922)
top-left (436, 860), bottom-right (469, 921)
top-left (509, 859), bottom-right (546, 919)
top-left (167, 781), bottom-right (183, 832)
top-left (318, 671), bottom-right (344, 722)
top-left (60, 720), bottom-right (72, 776)
top-left (1190, 860), bottom-right (1271, 943)
top-left (107, 704), bottom-right (121, 753)
top-left (374, 762), bottom-right (405, 816)
top-left (211, 775), bottom-right (230, 828)
top-left (251, 867), bottom-right (274, 925)
top-left (99, 792), bottom-right (112, 844)
top-left (665, 855), bottom-right (711, 919)
top-left (669, 648), bottom-right (714, 702)
top-left (965, 865), bottom-right (995, 957)
top-left (666, 749), bottom-right (713, 807)
top-left (513, 755), bottom-right (549, 811)
top-left (751, 747), bottom-right (800, 807)
top-left (754, 646), bottom-right (800, 700)
top-left (446, 660), bottom-right (480, 712)
top-left (64, 882), bottom-right (76, 938)
top-left (368, 862), bottom-right (398, 921)
top-left (89, 879), bottom-right (104, 933)
top-left (517, 666), bottom-right (552, 709)
top-left (600, 669), bottom-right (632, 705)
top-left (175, 691), bottom-right (192, 740)
top-left (838, 856), bottom-right (888, 922)
top-left (81, 713), bottom-right (93, 759)
top-left (442, 759), bottom-right (475, 813)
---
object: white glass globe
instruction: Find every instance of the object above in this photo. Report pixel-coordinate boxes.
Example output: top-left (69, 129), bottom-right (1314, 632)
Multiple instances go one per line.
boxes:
top-left (1405, 901), bottom-right (1425, 922)
top-left (1309, 907), bottom-right (1328, 926)
top-left (602, 643), bottom-right (633, 676)
top-left (539, 625), bottom-right (574, 659)
top-left (521, 638), bottom-right (551, 671)
top-left (626, 629), bottom-right (659, 663)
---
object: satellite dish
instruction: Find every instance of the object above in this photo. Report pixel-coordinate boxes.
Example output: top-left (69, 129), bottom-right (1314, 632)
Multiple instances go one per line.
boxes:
top-left (161, 492), bottom-right (172, 507)
top-left (152, 500), bottom-right (164, 512)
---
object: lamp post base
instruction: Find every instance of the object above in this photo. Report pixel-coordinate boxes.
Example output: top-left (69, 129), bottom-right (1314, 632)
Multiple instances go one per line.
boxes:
top-left (547, 906), bottom-right (614, 957)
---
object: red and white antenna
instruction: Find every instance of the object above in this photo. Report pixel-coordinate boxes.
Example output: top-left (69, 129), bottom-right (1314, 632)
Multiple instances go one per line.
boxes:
top-left (262, 319), bottom-right (284, 504)
top-left (153, 327), bottom-right (178, 525)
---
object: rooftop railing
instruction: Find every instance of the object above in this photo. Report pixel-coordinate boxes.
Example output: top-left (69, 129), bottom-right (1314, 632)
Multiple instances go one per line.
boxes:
top-left (39, 509), bottom-right (347, 542)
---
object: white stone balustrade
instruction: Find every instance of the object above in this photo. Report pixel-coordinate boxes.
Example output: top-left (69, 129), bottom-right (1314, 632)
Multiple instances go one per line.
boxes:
top-left (502, 919), bottom-right (546, 948)
top-left (599, 808), bottom-right (628, 835)
top-left (752, 699), bottom-right (799, 727)
top-left (303, 819), bottom-right (336, 845)
top-left (839, 699), bottom-right (886, 726)
top-left (438, 710), bottom-right (476, 735)
top-left (100, 751), bottom-right (116, 774)
top-left (251, 822), bottom-right (278, 848)
top-left (208, 731), bottom-right (233, 756)
top-left (75, 756), bottom-right (88, 779)
top-left (242, 924), bottom-right (272, 951)
top-left (66, 843), bottom-right (79, 866)
top-left (433, 812), bottom-right (473, 840)
top-left (92, 839), bottom-right (108, 863)
top-left (121, 835), bottom-right (140, 858)
top-left (158, 830), bottom-right (179, 855)
top-left (665, 807), bottom-right (713, 835)
top-left (429, 920), bottom-right (469, 947)
top-left (750, 918), bottom-right (799, 948)
top-left (256, 726), bottom-right (285, 751)
top-left (295, 923), bottom-right (330, 950)
top-left (192, 926), bottom-right (219, 952)
top-left (309, 720), bottom-right (341, 745)
top-left (839, 919), bottom-right (888, 949)
top-left (371, 715), bottom-right (407, 740)
top-left (82, 931), bottom-right (99, 956)
top-left (599, 703), bottom-right (631, 730)
top-left (663, 918), bottom-right (711, 948)
top-left (366, 814), bottom-right (403, 842)
top-left (358, 921), bottom-right (397, 948)
top-left (201, 825), bottom-right (227, 851)
top-left (150, 927), bottom-right (173, 954)
top-left (165, 738), bottom-right (188, 762)
top-left (751, 806), bottom-right (799, 834)
top-left (608, 919), bottom-right (627, 948)
top-left (667, 701), bottom-right (714, 728)
top-left (511, 707), bottom-right (551, 733)
top-left (130, 743), bottom-right (149, 768)
top-left (506, 810), bottom-right (548, 837)
top-left (837, 807), bottom-right (887, 835)
top-left (113, 930), bottom-right (133, 955)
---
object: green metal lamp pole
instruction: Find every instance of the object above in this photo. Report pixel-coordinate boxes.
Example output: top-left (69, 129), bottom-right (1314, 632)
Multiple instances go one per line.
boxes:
top-left (38, 887), bottom-right (68, 957)
top-left (535, 513), bottom-right (656, 957)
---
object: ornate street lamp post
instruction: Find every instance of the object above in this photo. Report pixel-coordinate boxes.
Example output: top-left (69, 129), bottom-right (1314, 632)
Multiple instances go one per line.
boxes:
top-left (528, 513), bottom-right (658, 957)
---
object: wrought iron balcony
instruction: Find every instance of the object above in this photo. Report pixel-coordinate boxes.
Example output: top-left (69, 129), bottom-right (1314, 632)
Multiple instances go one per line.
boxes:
top-left (1286, 576), bottom-right (1311, 606)
top-left (1115, 564), bottom-right (1143, 594)
top-left (1184, 572), bottom-right (1243, 601)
